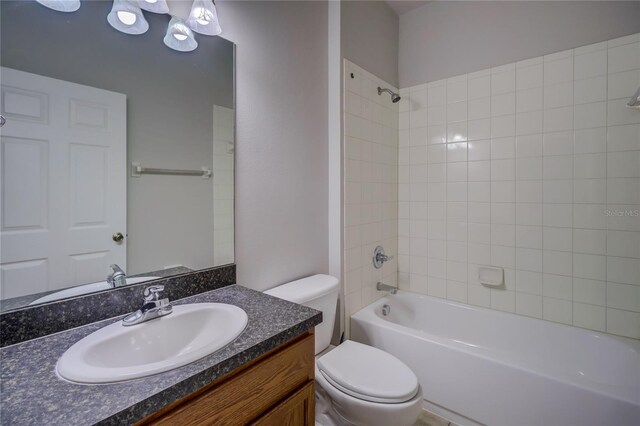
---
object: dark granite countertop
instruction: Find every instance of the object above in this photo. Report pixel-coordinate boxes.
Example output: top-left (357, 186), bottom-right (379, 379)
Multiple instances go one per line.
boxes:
top-left (0, 285), bottom-right (321, 426)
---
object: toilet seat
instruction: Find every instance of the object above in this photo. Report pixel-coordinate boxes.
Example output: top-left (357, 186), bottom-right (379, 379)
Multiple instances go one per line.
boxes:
top-left (316, 340), bottom-right (419, 404)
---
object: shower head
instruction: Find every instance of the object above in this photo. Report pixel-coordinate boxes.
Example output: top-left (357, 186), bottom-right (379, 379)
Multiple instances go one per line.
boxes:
top-left (627, 87), bottom-right (640, 109)
top-left (377, 86), bottom-right (401, 103)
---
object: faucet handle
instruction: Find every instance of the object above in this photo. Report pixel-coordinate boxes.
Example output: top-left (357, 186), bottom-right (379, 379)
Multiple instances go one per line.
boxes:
top-left (143, 285), bottom-right (165, 302)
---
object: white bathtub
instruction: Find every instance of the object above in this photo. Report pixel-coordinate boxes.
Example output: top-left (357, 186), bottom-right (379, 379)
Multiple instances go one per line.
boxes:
top-left (351, 291), bottom-right (640, 426)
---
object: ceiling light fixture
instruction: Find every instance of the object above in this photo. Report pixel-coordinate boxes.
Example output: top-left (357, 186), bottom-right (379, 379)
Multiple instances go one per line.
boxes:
top-left (35, 0), bottom-right (81, 13)
top-left (164, 17), bottom-right (198, 52)
top-left (137, 0), bottom-right (169, 15)
top-left (107, 0), bottom-right (149, 35)
top-left (186, 0), bottom-right (221, 36)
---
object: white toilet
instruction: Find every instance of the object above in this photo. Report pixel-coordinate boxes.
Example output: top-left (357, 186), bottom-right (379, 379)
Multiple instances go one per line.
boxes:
top-left (264, 274), bottom-right (423, 426)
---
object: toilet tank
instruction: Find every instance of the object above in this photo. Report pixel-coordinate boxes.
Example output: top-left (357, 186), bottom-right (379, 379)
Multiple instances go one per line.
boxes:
top-left (264, 274), bottom-right (340, 355)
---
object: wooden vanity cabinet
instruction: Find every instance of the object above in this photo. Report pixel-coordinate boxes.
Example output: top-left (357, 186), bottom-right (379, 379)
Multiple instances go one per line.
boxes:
top-left (138, 331), bottom-right (315, 426)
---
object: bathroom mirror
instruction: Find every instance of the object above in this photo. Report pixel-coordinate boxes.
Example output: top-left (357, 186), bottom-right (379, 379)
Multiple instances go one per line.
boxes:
top-left (0, 0), bottom-right (235, 311)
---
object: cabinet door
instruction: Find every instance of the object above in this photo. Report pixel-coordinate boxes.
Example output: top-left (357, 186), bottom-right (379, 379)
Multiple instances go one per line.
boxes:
top-left (251, 381), bottom-right (314, 426)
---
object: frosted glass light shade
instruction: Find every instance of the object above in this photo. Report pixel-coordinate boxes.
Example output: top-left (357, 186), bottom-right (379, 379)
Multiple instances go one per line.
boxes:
top-left (35, 0), bottom-right (81, 12)
top-left (107, 0), bottom-right (149, 35)
top-left (137, 0), bottom-right (169, 14)
top-left (164, 17), bottom-right (198, 52)
top-left (186, 0), bottom-right (221, 36)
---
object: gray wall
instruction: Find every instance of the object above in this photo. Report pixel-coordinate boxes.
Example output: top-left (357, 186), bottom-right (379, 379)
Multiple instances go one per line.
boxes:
top-left (217, 1), bottom-right (330, 291)
top-left (399, 1), bottom-right (640, 87)
top-left (342, 0), bottom-right (399, 87)
top-left (1, 1), bottom-right (234, 275)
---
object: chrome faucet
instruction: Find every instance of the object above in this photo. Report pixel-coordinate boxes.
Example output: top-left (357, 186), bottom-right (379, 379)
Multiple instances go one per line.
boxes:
top-left (122, 285), bottom-right (172, 326)
top-left (376, 282), bottom-right (398, 295)
top-left (107, 264), bottom-right (127, 288)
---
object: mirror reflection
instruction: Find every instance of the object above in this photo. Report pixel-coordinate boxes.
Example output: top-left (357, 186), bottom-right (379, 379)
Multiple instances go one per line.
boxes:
top-left (0, 0), bottom-right (235, 311)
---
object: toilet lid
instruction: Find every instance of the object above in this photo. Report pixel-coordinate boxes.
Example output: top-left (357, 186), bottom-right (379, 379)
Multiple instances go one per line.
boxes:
top-left (317, 340), bottom-right (419, 404)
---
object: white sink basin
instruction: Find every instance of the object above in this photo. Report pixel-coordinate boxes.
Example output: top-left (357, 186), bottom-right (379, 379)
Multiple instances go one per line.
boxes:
top-left (30, 276), bottom-right (161, 305)
top-left (57, 303), bottom-right (248, 383)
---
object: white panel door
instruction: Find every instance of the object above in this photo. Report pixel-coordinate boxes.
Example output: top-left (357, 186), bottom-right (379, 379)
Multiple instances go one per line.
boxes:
top-left (0, 67), bottom-right (126, 299)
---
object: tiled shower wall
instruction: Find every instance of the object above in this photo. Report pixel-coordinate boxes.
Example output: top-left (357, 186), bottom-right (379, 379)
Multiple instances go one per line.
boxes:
top-left (343, 60), bottom-right (399, 336)
top-left (397, 34), bottom-right (640, 339)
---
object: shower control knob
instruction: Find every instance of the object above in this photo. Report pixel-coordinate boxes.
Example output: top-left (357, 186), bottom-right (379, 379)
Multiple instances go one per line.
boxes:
top-left (373, 246), bottom-right (394, 269)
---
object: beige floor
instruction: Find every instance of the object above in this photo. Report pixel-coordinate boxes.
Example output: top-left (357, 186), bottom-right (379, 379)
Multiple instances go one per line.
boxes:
top-left (414, 409), bottom-right (457, 426)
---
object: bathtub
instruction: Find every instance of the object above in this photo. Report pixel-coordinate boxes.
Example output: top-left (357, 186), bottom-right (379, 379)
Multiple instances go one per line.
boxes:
top-left (351, 291), bottom-right (640, 426)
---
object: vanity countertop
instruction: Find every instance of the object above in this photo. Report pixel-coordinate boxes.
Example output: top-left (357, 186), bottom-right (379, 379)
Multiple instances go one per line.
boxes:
top-left (0, 285), bottom-right (322, 425)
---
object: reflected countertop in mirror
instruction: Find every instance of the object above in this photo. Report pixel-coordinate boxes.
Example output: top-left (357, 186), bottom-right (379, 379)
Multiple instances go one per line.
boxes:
top-left (0, 0), bottom-right (235, 311)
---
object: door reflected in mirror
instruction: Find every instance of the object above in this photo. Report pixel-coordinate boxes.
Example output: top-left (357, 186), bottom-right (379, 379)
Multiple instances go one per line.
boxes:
top-left (0, 0), bottom-right (234, 311)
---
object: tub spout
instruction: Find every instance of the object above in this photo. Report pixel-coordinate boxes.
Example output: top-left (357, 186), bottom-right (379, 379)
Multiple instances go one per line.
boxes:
top-left (376, 282), bottom-right (398, 294)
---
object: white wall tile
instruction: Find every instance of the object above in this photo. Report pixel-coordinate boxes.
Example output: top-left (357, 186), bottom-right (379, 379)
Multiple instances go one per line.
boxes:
top-left (574, 127), bottom-right (606, 154)
top-left (544, 56), bottom-right (573, 85)
top-left (517, 64), bottom-right (543, 90)
top-left (492, 137), bottom-right (518, 161)
top-left (397, 36), bottom-right (640, 339)
top-left (607, 308), bottom-right (640, 339)
top-left (543, 250), bottom-right (573, 276)
top-left (516, 293), bottom-right (543, 318)
top-left (607, 151), bottom-right (640, 178)
top-left (607, 282), bottom-right (640, 313)
top-left (543, 297), bottom-right (573, 325)
top-left (468, 75), bottom-right (490, 100)
top-left (608, 99), bottom-right (640, 126)
top-left (428, 84), bottom-right (447, 106)
top-left (517, 110), bottom-right (544, 139)
top-left (544, 82), bottom-right (573, 109)
top-left (574, 153), bottom-right (605, 179)
top-left (573, 302), bottom-right (606, 332)
top-left (573, 253), bottom-right (607, 281)
top-left (608, 124), bottom-right (640, 152)
top-left (607, 230), bottom-right (640, 258)
top-left (573, 278), bottom-right (606, 306)
top-left (492, 115), bottom-right (516, 138)
top-left (608, 42), bottom-right (640, 74)
top-left (544, 226), bottom-right (572, 252)
top-left (467, 139), bottom-right (491, 161)
top-left (517, 87), bottom-right (544, 113)
top-left (516, 270), bottom-right (543, 295)
top-left (574, 102), bottom-right (607, 129)
top-left (574, 49), bottom-right (607, 80)
top-left (491, 69), bottom-right (516, 95)
top-left (491, 289), bottom-right (516, 312)
top-left (573, 229), bottom-right (606, 255)
top-left (607, 256), bottom-right (640, 285)
top-left (516, 181), bottom-right (542, 203)
top-left (544, 107), bottom-right (573, 133)
top-left (608, 70), bottom-right (640, 100)
top-left (516, 134), bottom-right (543, 157)
top-left (492, 93), bottom-right (516, 116)
top-left (468, 119), bottom-right (491, 141)
top-left (607, 178), bottom-right (640, 204)
top-left (574, 76), bottom-right (607, 105)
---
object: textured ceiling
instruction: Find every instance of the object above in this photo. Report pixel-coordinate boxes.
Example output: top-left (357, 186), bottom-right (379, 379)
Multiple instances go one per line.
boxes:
top-left (385, 1), bottom-right (430, 16)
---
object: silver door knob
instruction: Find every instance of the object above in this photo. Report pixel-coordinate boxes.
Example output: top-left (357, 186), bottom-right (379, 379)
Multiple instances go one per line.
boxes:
top-left (112, 232), bottom-right (124, 243)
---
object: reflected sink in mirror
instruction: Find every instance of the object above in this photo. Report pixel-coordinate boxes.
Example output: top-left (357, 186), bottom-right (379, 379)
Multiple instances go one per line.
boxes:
top-left (57, 303), bottom-right (248, 384)
top-left (29, 277), bottom-right (161, 306)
